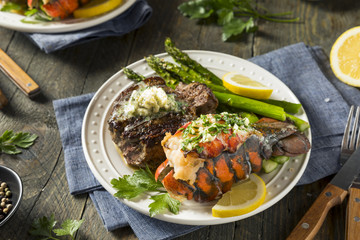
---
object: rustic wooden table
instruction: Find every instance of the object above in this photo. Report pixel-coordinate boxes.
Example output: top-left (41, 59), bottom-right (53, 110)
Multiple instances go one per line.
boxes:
top-left (0, 0), bottom-right (358, 239)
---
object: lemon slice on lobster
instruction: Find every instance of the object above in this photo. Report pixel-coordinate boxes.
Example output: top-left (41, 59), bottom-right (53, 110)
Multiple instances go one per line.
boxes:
top-left (212, 174), bottom-right (266, 218)
top-left (330, 26), bottom-right (360, 87)
top-left (222, 72), bottom-right (273, 99)
top-left (73, 0), bottom-right (123, 18)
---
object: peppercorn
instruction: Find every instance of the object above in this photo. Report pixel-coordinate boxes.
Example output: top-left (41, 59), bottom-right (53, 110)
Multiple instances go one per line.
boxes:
top-left (0, 181), bottom-right (13, 223)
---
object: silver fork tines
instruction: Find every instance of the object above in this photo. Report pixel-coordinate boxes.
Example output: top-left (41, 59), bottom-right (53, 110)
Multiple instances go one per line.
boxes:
top-left (340, 105), bottom-right (360, 165)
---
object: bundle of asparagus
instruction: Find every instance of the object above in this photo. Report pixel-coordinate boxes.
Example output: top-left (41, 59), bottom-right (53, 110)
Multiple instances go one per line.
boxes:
top-left (123, 38), bottom-right (309, 132)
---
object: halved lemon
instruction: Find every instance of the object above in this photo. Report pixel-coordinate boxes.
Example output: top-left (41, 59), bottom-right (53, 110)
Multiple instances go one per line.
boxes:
top-left (212, 173), bottom-right (266, 218)
top-left (73, 0), bottom-right (122, 18)
top-left (222, 72), bottom-right (273, 99)
top-left (330, 26), bottom-right (360, 87)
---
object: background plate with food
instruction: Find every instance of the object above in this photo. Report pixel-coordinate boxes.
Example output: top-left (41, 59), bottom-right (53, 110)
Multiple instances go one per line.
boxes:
top-left (81, 50), bottom-right (312, 225)
top-left (0, 0), bottom-right (135, 32)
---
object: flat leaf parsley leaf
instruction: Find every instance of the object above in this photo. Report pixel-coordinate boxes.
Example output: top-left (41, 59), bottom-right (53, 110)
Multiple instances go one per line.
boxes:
top-left (0, 130), bottom-right (38, 155)
top-left (111, 166), bottom-right (181, 216)
top-left (149, 193), bottom-right (181, 217)
top-left (111, 166), bottom-right (163, 199)
top-left (29, 214), bottom-right (84, 240)
top-left (178, 0), bottom-right (299, 41)
top-left (53, 219), bottom-right (84, 238)
top-left (29, 214), bottom-right (57, 239)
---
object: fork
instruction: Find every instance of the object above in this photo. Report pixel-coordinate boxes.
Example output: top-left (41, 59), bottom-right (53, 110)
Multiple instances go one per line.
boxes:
top-left (341, 105), bottom-right (360, 240)
top-left (340, 105), bottom-right (360, 166)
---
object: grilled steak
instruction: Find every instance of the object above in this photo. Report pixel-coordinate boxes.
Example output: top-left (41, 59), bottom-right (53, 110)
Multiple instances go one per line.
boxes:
top-left (175, 82), bottom-right (219, 116)
top-left (108, 76), bottom-right (218, 171)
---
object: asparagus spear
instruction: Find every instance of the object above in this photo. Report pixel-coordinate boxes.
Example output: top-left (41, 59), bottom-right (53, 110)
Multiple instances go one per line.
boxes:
top-left (145, 56), bottom-right (179, 89)
top-left (145, 55), bottom-right (229, 93)
top-left (262, 99), bottom-right (301, 114)
top-left (213, 91), bottom-right (286, 121)
top-left (122, 68), bottom-right (146, 82)
top-left (165, 37), bottom-right (223, 85)
top-left (285, 113), bottom-right (310, 132)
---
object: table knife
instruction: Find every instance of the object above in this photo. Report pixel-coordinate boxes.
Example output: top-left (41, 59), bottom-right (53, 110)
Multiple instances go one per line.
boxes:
top-left (346, 174), bottom-right (360, 240)
top-left (0, 49), bottom-right (40, 98)
top-left (0, 87), bottom-right (8, 109)
top-left (287, 147), bottom-right (360, 240)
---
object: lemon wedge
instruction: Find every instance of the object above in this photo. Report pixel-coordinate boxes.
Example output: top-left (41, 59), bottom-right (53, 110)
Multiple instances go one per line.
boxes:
top-left (330, 26), bottom-right (360, 87)
top-left (222, 72), bottom-right (273, 99)
top-left (73, 0), bottom-right (122, 18)
top-left (212, 174), bottom-right (266, 218)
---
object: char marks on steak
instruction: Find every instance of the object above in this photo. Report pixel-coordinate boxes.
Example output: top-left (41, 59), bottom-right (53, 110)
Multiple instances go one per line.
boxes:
top-left (108, 76), bottom-right (218, 171)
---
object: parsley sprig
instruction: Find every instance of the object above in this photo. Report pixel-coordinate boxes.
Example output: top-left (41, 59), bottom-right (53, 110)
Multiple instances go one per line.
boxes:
top-left (0, 130), bottom-right (38, 155)
top-left (111, 166), bottom-right (181, 217)
top-left (29, 214), bottom-right (84, 240)
top-left (178, 0), bottom-right (299, 41)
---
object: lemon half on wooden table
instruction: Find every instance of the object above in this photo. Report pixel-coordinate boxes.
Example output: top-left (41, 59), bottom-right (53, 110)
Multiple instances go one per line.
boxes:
top-left (222, 72), bottom-right (273, 100)
top-left (330, 26), bottom-right (360, 87)
top-left (73, 0), bottom-right (123, 18)
top-left (212, 174), bottom-right (266, 218)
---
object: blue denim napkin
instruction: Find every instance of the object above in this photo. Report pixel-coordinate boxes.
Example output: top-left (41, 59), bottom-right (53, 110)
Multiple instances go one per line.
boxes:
top-left (25, 0), bottom-right (152, 54)
top-left (53, 43), bottom-right (355, 239)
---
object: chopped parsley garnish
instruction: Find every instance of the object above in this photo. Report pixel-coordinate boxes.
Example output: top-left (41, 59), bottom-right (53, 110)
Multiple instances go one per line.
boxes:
top-left (180, 112), bottom-right (252, 152)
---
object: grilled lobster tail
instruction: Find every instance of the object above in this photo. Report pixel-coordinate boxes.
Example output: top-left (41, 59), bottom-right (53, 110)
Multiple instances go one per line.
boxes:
top-left (155, 113), bottom-right (310, 202)
top-left (27, 0), bottom-right (90, 19)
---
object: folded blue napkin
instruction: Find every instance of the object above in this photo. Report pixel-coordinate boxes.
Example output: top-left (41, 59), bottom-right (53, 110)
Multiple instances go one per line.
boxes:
top-left (25, 0), bottom-right (152, 54)
top-left (53, 43), bottom-right (356, 239)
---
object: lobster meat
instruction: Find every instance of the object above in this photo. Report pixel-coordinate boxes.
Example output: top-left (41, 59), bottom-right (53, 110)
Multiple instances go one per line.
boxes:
top-left (155, 113), bottom-right (310, 202)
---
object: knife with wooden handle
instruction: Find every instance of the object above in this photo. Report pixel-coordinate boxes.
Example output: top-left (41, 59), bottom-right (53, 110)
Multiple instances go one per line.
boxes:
top-left (287, 147), bottom-right (360, 240)
top-left (0, 49), bottom-right (40, 98)
top-left (0, 88), bottom-right (8, 109)
top-left (346, 176), bottom-right (360, 240)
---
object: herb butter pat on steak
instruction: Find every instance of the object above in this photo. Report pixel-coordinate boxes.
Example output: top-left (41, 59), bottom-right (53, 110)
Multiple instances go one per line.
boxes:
top-left (107, 76), bottom-right (218, 171)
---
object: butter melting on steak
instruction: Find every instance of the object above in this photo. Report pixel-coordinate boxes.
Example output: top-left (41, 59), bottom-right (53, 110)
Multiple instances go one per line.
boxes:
top-left (108, 76), bottom-right (218, 171)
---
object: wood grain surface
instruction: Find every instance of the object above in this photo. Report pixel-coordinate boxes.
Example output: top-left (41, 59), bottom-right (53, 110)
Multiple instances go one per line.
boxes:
top-left (346, 187), bottom-right (360, 240)
top-left (0, 0), bottom-right (359, 239)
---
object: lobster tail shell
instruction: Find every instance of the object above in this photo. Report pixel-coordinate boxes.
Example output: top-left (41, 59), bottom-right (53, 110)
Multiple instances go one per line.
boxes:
top-left (157, 135), bottom-right (262, 202)
top-left (193, 163), bottom-right (221, 202)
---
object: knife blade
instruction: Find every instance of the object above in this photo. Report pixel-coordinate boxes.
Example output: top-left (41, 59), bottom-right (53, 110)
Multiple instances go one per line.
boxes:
top-left (346, 174), bottom-right (360, 240)
top-left (0, 49), bottom-right (41, 98)
top-left (287, 147), bottom-right (360, 240)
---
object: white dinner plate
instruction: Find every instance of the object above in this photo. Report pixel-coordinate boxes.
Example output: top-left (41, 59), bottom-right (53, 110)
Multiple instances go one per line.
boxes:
top-left (81, 50), bottom-right (312, 225)
top-left (0, 0), bottom-right (135, 33)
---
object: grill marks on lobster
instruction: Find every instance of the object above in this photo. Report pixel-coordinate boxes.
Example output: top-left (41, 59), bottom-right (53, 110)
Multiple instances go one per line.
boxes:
top-left (155, 113), bottom-right (310, 202)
